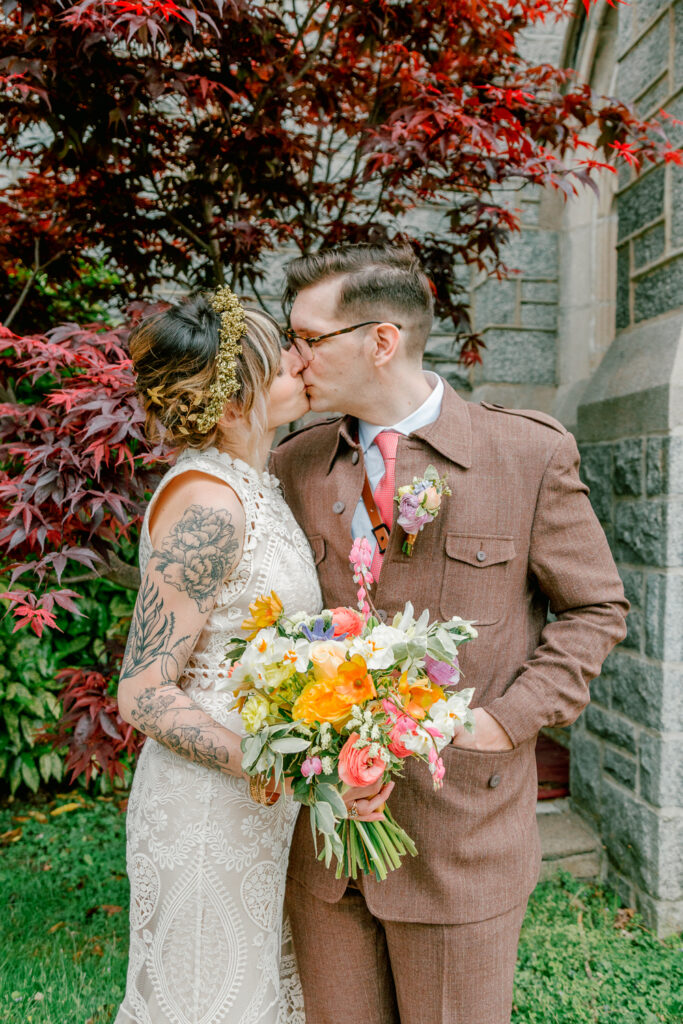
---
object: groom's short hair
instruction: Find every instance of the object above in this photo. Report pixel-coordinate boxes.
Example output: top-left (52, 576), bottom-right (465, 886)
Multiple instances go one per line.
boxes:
top-left (283, 243), bottom-right (434, 356)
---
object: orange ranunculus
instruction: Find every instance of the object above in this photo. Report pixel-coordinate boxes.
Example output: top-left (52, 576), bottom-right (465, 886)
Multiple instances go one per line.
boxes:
top-left (241, 591), bottom-right (283, 640)
top-left (334, 655), bottom-right (376, 705)
top-left (292, 679), bottom-right (354, 727)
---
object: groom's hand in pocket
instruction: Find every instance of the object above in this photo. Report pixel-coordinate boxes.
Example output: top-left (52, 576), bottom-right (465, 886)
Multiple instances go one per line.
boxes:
top-left (450, 708), bottom-right (514, 752)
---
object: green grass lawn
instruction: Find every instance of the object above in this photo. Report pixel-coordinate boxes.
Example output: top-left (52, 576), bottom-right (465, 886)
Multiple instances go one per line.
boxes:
top-left (1, 791), bottom-right (682, 1024)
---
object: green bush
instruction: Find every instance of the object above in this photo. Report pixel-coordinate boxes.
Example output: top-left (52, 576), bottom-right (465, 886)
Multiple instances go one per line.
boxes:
top-left (0, 578), bottom-right (136, 796)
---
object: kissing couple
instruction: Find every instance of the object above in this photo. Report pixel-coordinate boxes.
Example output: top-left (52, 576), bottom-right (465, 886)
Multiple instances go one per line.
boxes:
top-left (114, 243), bottom-right (627, 1024)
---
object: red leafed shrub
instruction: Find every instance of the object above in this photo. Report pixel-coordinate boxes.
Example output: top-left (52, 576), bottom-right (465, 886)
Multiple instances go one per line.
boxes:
top-left (42, 667), bottom-right (143, 785)
top-left (0, 314), bottom-right (171, 631)
top-left (2, 1), bottom-right (681, 350)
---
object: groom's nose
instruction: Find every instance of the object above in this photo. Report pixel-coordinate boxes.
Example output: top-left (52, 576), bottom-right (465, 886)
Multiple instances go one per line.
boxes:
top-left (291, 337), bottom-right (313, 367)
top-left (289, 344), bottom-right (309, 373)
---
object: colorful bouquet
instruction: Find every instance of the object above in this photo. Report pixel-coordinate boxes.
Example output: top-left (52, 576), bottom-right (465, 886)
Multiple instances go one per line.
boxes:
top-left (218, 540), bottom-right (477, 881)
top-left (396, 464), bottom-right (451, 555)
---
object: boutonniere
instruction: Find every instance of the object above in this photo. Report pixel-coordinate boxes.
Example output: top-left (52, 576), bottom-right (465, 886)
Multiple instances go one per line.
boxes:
top-left (395, 465), bottom-right (451, 556)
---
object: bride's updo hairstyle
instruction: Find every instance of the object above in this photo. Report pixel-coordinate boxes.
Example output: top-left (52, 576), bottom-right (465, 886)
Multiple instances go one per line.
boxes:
top-left (130, 294), bottom-right (281, 451)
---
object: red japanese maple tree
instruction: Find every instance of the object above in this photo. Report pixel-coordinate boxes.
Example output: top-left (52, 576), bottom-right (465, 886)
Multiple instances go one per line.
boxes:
top-left (0, 0), bottom-right (680, 780)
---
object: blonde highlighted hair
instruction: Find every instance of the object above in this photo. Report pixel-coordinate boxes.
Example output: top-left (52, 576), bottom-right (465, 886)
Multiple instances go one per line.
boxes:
top-left (130, 296), bottom-right (281, 451)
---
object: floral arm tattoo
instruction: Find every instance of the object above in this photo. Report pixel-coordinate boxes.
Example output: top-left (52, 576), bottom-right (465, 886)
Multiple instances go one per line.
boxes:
top-left (154, 504), bottom-right (241, 613)
top-left (119, 502), bottom-right (243, 775)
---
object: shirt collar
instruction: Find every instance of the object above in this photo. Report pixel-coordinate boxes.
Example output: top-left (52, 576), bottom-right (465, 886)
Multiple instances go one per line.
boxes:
top-left (358, 373), bottom-right (444, 454)
top-left (326, 376), bottom-right (472, 473)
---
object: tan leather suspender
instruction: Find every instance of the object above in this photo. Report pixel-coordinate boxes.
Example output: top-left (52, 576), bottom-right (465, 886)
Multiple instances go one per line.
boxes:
top-left (361, 471), bottom-right (390, 554)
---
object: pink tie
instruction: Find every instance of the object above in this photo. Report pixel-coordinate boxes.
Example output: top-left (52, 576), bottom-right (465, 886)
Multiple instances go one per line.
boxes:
top-left (370, 430), bottom-right (400, 581)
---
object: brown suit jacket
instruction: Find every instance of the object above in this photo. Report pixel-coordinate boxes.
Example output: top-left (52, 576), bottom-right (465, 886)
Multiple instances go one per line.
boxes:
top-left (271, 382), bottom-right (628, 924)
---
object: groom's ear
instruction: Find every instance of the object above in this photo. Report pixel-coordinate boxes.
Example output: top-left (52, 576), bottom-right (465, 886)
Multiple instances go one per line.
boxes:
top-left (371, 322), bottom-right (401, 366)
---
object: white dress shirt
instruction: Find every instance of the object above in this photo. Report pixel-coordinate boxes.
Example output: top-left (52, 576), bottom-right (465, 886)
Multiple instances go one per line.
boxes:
top-left (351, 373), bottom-right (444, 551)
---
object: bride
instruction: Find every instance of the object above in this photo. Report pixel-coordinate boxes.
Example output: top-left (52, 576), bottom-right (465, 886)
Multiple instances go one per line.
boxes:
top-left (114, 287), bottom-right (389, 1024)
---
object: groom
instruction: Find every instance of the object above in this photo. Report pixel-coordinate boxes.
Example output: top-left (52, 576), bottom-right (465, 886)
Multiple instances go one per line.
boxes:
top-left (271, 244), bottom-right (628, 1024)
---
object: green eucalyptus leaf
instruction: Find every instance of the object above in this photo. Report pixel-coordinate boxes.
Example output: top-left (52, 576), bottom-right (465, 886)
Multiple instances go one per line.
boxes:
top-left (269, 736), bottom-right (310, 754)
top-left (315, 783), bottom-right (348, 818)
top-left (313, 799), bottom-right (336, 835)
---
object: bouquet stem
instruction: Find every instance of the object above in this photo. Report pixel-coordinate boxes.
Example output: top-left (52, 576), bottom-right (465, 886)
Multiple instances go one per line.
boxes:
top-left (325, 807), bottom-right (418, 882)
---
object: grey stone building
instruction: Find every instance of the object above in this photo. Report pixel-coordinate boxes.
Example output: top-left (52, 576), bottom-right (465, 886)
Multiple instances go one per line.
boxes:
top-left (463, 1), bottom-right (682, 937)
top-left (263, 1), bottom-right (682, 936)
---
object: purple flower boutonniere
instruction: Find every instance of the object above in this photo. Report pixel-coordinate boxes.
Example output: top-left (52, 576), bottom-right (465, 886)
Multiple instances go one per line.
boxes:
top-left (395, 465), bottom-right (451, 556)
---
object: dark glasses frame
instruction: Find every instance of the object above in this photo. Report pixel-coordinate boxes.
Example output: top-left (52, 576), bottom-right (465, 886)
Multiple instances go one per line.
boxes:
top-left (282, 320), bottom-right (402, 351)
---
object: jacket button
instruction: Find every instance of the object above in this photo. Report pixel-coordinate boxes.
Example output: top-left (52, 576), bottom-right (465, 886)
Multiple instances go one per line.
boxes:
top-left (351, 450), bottom-right (360, 464)
top-left (376, 609), bottom-right (388, 622)
top-left (488, 774), bottom-right (501, 789)
top-left (476, 550), bottom-right (486, 562)
top-left (332, 501), bottom-right (345, 514)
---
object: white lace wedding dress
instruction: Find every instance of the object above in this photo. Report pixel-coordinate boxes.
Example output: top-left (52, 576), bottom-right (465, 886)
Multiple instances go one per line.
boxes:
top-left (115, 447), bottom-right (322, 1024)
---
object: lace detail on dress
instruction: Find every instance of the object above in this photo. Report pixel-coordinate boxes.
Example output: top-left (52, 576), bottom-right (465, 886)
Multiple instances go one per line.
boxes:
top-left (116, 447), bottom-right (321, 1024)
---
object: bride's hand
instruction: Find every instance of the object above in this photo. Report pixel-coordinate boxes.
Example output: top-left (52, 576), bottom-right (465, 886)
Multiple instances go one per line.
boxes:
top-left (342, 779), bottom-right (395, 822)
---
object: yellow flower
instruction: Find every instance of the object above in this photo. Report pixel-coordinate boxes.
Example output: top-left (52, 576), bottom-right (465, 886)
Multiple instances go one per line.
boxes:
top-left (292, 679), bottom-right (353, 727)
top-left (398, 672), bottom-right (444, 719)
top-left (242, 694), bottom-right (270, 734)
top-left (241, 591), bottom-right (284, 639)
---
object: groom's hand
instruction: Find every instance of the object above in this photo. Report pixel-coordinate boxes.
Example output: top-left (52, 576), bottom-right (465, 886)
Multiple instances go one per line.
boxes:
top-left (450, 708), bottom-right (514, 752)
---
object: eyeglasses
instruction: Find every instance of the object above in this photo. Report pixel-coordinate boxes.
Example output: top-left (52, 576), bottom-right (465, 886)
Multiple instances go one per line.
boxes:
top-left (281, 320), bottom-right (402, 352)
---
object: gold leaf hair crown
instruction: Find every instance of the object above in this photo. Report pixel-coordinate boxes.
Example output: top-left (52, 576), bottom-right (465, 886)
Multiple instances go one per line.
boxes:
top-left (193, 285), bottom-right (245, 433)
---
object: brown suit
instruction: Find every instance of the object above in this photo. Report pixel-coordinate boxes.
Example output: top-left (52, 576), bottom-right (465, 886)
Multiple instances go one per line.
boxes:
top-left (272, 382), bottom-right (628, 1021)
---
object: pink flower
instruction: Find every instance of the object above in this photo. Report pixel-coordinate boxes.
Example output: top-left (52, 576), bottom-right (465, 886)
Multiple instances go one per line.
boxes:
top-left (424, 653), bottom-right (460, 687)
top-left (431, 756), bottom-right (445, 784)
top-left (397, 493), bottom-right (431, 534)
top-left (330, 606), bottom-right (364, 638)
top-left (387, 714), bottom-right (419, 758)
top-left (349, 537), bottom-right (373, 572)
top-left (301, 756), bottom-right (323, 779)
top-left (338, 732), bottom-right (386, 787)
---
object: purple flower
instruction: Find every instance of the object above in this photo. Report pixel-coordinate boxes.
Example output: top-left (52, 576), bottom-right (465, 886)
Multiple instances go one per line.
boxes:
top-left (424, 654), bottom-right (460, 687)
top-left (301, 756), bottom-right (323, 780)
top-left (299, 616), bottom-right (343, 641)
top-left (396, 493), bottom-right (430, 533)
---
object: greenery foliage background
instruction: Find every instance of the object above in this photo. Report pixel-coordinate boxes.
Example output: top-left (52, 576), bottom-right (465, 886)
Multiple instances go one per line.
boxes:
top-left (0, 580), bottom-right (136, 796)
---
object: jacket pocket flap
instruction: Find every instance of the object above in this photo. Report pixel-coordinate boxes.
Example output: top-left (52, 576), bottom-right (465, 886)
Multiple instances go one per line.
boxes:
top-left (445, 534), bottom-right (516, 568)
top-left (309, 535), bottom-right (326, 566)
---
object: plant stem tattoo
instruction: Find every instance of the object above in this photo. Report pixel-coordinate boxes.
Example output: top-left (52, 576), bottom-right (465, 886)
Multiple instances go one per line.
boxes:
top-left (120, 576), bottom-right (192, 682)
top-left (120, 501), bottom-right (243, 775)
top-left (154, 504), bottom-right (240, 612)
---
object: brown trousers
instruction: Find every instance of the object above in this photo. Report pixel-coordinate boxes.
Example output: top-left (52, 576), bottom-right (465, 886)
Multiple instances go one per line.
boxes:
top-left (286, 878), bottom-right (527, 1024)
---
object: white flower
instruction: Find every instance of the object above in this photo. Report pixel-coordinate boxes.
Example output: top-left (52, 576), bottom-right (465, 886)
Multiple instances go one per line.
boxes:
top-left (321, 756), bottom-right (334, 774)
top-left (401, 726), bottom-right (434, 757)
top-left (428, 690), bottom-right (475, 744)
top-left (318, 723), bottom-right (333, 750)
top-left (447, 616), bottom-right (478, 640)
top-left (391, 603), bottom-right (430, 638)
top-left (370, 724), bottom-right (380, 741)
top-left (350, 624), bottom-right (405, 670)
top-left (270, 635), bottom-right (311, 673)
top-left (288, 610), bottom-right (312, 626)
top-left (229, 627), bottom-right (279, 686)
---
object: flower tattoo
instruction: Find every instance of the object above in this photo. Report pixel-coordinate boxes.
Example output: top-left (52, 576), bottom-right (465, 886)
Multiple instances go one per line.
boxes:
top-left (154, 504), bottom-right (240, 611)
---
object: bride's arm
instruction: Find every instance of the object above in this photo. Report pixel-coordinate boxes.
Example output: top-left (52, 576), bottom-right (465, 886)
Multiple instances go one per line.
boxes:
top-left (117, 474), bottom-right (248, 779)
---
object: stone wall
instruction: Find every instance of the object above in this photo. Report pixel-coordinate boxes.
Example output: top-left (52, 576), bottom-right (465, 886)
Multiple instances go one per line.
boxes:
top-left (570, 0), bottom-right (683, 937)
